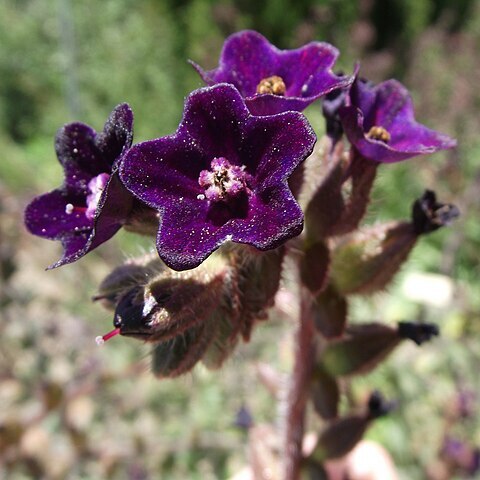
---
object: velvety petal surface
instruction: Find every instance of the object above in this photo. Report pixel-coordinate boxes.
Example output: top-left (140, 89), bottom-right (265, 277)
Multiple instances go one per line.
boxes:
top-left (155, 186), bottom-right (303, 270)
top-left (339, 79), bottom-right (457, 163)
top-left (24, 104), bottom-right (135, 267)
top-left (191, 30), bottom-right (354, 115)
top-left (25, 189), bottom-right (93, 239)
top-left (120, 84), bottom-right (316, 270)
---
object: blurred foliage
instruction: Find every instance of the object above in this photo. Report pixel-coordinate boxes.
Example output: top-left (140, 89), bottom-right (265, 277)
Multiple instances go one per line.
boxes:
top-left (1, 0), bottom-right (480, 478)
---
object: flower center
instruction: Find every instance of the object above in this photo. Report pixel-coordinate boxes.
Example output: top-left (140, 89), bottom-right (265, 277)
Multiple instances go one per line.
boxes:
top-left (366, 126), bottom-right (391, 143)
top-left (256, 75), bottom-right (286, 96)
top-left (198, 157), bottom-right (251, 203)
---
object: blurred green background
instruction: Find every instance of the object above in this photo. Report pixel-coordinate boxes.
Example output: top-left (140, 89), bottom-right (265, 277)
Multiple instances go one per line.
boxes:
top-left (1, 0), bottom-right (480, 478)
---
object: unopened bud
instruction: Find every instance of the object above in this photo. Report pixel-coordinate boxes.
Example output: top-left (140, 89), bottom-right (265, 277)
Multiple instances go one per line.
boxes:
top-left (330, 221), bottom-right (416, 296)
top-left (412, 190), bottom-right (459, 235)
top-left (330, 190), bottom-right (459, 296)
top-left (300, 241), bottom-right (330, 295)
top-left (320, 323), bottom-right (400, 377)
top-left (93, 254), bottom-right (164, 310)
top-left (309, 390), bottom-right (391, 462)
top-left (322, 80), bottom-right (348, 143)
top-left (234, 405), bottom-right (254, 430)
top-left (328, 153), bottom-right (378, 237)
top-left (306, 149), bottom-right (377, 244)
top-left (111, 266), bottom-right (227, 342)
top-left (229, 247), bottom-right (284, 341)
top-left (304, 143), bottom-right (347, 241)
top-left (96, 247), bottom-right (284, 376)
top-left (320, 321), bottom-right (439, 377)
top-left (310, 416), bottom-right (368, 462)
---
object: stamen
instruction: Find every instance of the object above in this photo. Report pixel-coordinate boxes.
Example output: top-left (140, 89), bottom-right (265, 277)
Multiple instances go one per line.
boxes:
top-left (95, 327), bottom-right (120, 346)
top-left (256, 76), bottom-right (286, 96)
top-left (198, 157), bottom-right (251, 203)
top-left (366, 126), bottom-right (391, 143)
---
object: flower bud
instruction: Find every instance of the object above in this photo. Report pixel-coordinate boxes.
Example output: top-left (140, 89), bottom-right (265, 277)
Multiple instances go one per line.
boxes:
top-left (309, 391), bottom-right (391, 462)
top-left (304, 146), bottom-right (378, 244)
top-left (320, 321), bottom-right (439, 377)
top-left (330, 221), bottom-right (415, 296)
top-left (330, 190), bottom-right (458, 296)
top-left (109, 265), bottom-right (228, 342)
top-left (93, 254), bottom-right (164, 310)
top-left (328, 153), bottom-right (378, 237)
top-left (96, 247), bottom-right (284, 376)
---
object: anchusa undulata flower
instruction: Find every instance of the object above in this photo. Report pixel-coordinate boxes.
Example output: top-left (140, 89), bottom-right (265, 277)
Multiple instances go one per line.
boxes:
top-left (25, 29), bottom-right (460, 478)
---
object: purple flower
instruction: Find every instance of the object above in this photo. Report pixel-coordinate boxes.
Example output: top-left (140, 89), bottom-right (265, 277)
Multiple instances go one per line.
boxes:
top-left (24, 104), bottom-right (135, 268)
top-left (191, 30), bottom-right (354, 116)
top-left (339, 78), bottom-right (457, 163)
top-left (119, 84), bottom-right (316, 271)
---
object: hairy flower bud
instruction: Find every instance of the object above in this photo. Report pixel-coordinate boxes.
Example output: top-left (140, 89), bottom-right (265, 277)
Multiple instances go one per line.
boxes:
top-left (330, 221), bottom-right (416, 296)
top-left (309, 391), bottom-right (392, 462)
top-left (95, 245), bottom-right (284, 376)
top-left (93, 254), bottom-right (164, 310)
top-left (108, 265), bottom-right (228, 342)
top-left (320, 321), bottom-right (439, 377)
top-left (330, 189), bottom-right (459, 296)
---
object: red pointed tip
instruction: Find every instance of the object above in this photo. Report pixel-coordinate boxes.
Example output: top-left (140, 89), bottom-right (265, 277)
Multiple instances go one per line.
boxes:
top-left (95, 327), bottom-right (121, 346)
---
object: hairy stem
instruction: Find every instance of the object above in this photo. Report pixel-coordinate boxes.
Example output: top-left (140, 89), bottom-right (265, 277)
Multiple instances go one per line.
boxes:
top-left (283, 279), bottom-right (316, 480)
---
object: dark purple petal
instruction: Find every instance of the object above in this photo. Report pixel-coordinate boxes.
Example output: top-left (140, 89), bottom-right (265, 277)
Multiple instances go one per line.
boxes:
top-left (96, 103), bottom-right (134, 161)
top-left (180, 83), bottom-right (249, 161)
top-left (25, 189), bottom-right (92, 239)
top-left (56, 123), bottom-right (110, 181)
top-left (244, 113), bottom-right (316, 189)
top-left (155, 186), bottom-right (303, 271)
top-left (56, 103), bottom-right (134, 185)
top-left (339, 79), bottom-right (457, 163)
top-left (49, 175), bottom-right (132, 268)
top-left (191, 30), bottom-right (354, 115)
top-left (120, 84), bottom-right (316, 270)
top-left (119, 136), bottom-right (206, 206)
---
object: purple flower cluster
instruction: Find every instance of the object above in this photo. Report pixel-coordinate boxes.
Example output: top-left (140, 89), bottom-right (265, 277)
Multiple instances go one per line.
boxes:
top-left (25, 29), bottom-right (456, 271)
